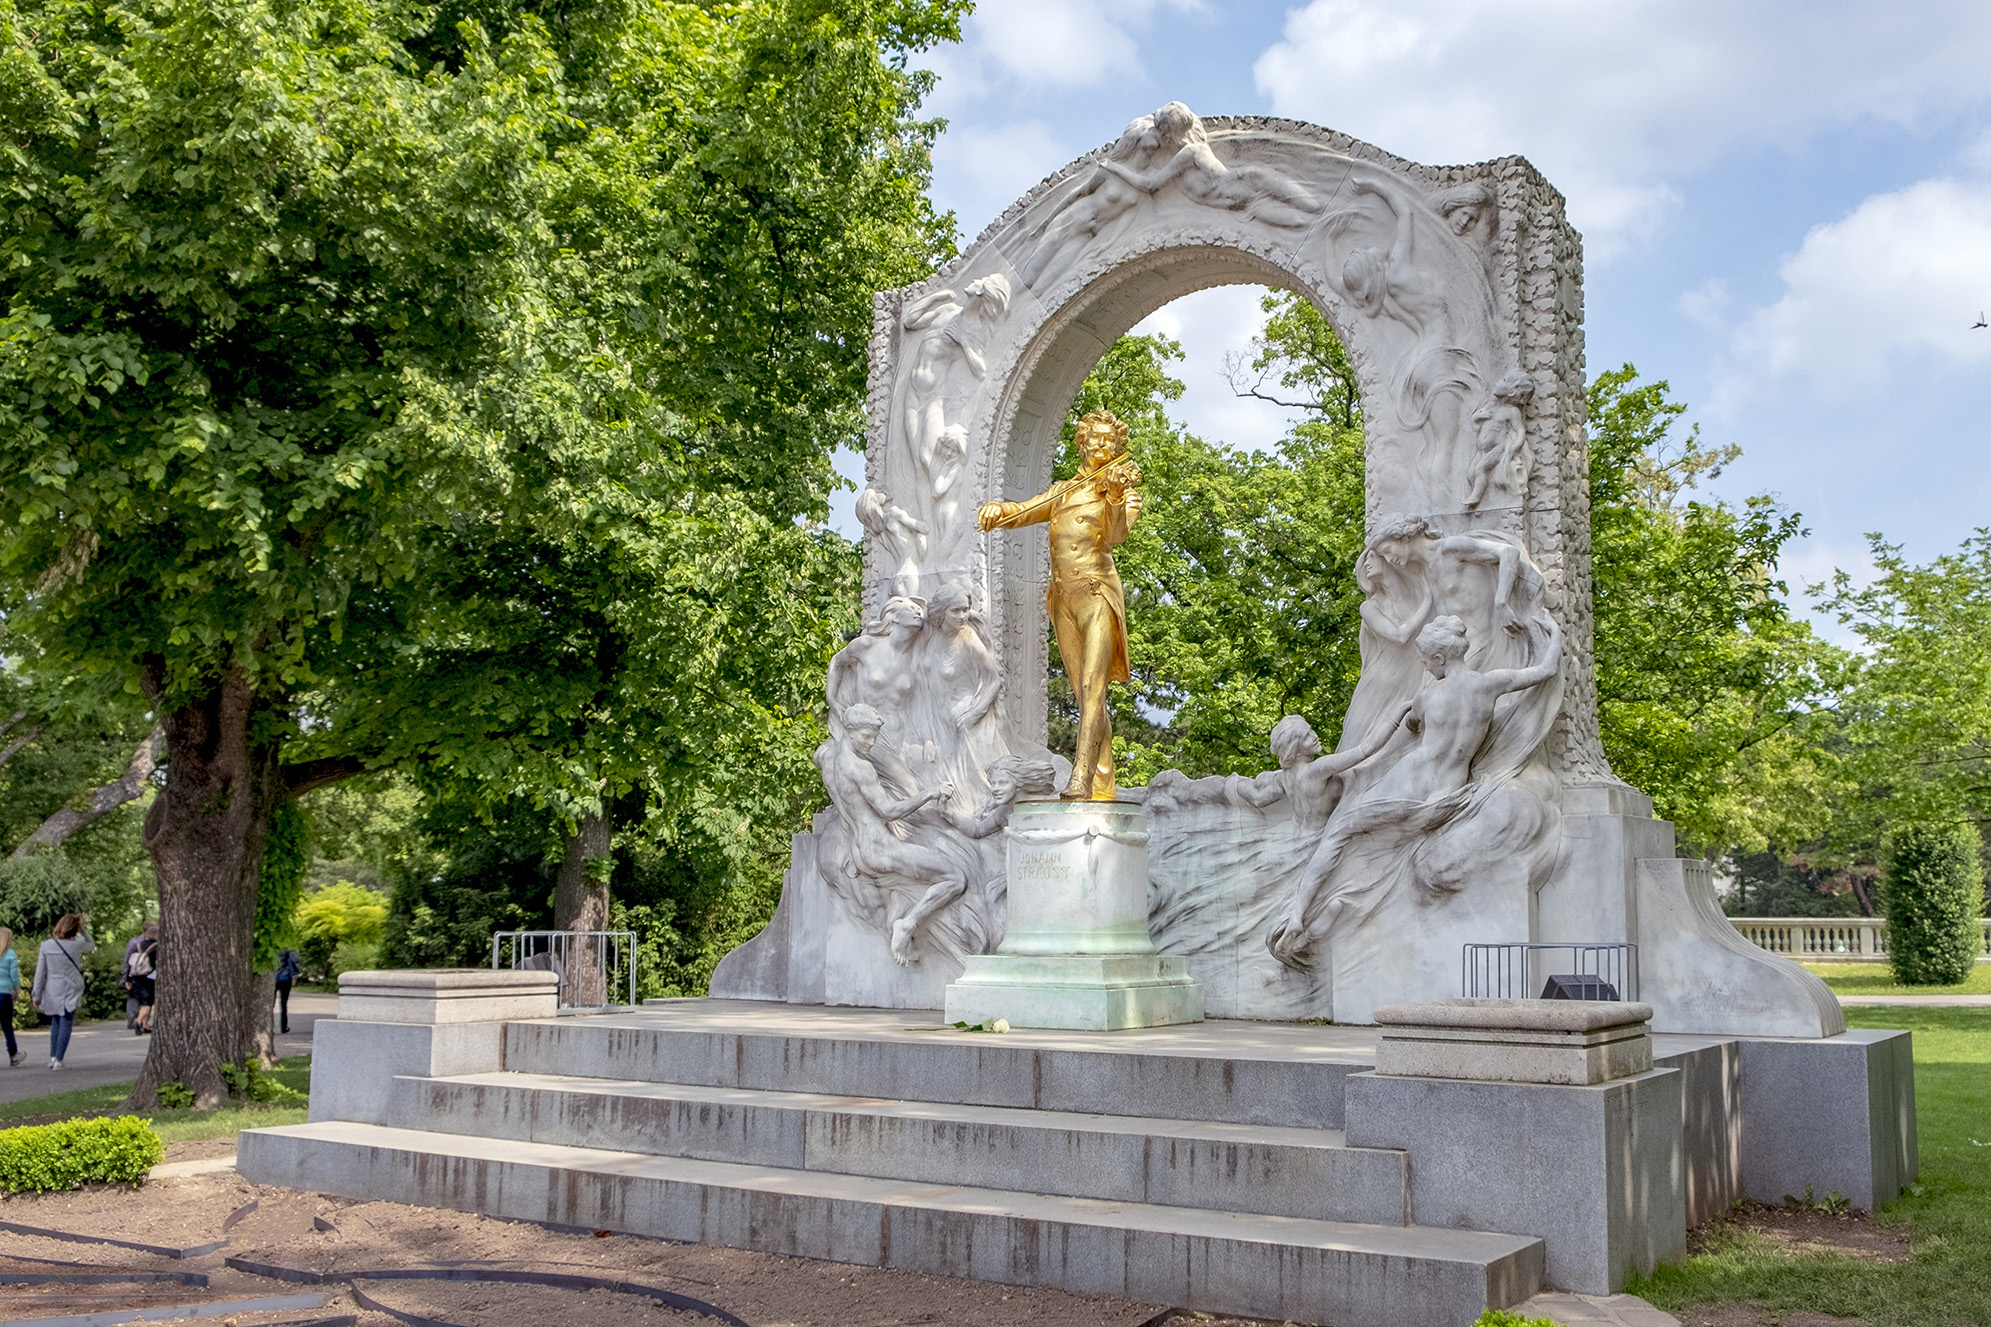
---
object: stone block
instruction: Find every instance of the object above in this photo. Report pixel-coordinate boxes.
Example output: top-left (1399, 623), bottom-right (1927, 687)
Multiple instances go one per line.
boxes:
top-left (307, 1019), bottom-right (506, 1126)
top-left (1738, 1030), bottom-right (1917, 1210)
top-left (335, 968), bottom-right (558, 1025)
top-left (1345, 1067), bottom-right (1687, 1294)
top-left (1653, 1037), bottom-right (1741, 1227)
top-left (1374, 998), bottom-right (1654, 1085)
top-left (944, 953), bottom-right (1205, 1030)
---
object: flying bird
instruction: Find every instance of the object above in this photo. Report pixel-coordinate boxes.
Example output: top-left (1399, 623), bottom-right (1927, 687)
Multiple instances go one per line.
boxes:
top-left (1974, 312), bottom-right (1988, 329)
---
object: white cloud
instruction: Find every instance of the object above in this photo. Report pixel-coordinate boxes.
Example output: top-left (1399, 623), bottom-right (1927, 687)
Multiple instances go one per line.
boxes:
top-left (1723, 177), bottom-right (1991, 394)
top-left (1254, 1), bottom-right (1991, 255)
top-left (1678, 278), bottom-right (1731, 333)
top-left (935, 120), bottom-right (1073, 219)
top-left (938, 0), bottom-right (1204, 95)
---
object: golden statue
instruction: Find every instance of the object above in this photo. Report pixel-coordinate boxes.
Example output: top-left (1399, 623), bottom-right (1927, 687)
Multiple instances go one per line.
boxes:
top-left (978, 409), bottom-right (1142, 801)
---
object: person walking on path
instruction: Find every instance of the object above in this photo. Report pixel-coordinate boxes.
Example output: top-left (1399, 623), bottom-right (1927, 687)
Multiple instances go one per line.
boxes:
top-left (122, 922), bottom-right (156, 1029)
top-left (30, 914), bottom-right (94, 1070)
top-left (125, 928), bottom-right (158, 1035)
top-left (0, 928), bottom-right (21, 1067)
top-left (275, 948), bottom-right (301, 1035)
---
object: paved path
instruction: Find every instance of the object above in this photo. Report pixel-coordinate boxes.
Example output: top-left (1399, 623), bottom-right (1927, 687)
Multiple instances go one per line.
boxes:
top-left (0, 993), bottom-right (335, 1108)
top-left (1518, 1291), bottom-right (1679, 1326)
top-left (1837, 993), bottom-right (1991, 1006)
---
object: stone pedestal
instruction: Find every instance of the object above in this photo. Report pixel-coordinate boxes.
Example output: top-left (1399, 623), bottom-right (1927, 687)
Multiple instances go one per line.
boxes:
top-left (309, 969), bottom-right (559, 1126)
top-left (945, 801), bottom-right (1202, 1030)
top-left (1346, 998), bottom-right (1685, 1295)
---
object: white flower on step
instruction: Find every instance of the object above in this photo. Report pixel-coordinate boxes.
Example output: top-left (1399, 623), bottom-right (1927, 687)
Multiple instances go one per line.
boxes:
top-left (991, 1019), bottom-right (1010, 1034)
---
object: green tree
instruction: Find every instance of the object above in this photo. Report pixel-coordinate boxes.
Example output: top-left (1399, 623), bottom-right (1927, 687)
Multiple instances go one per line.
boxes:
top-left (1586, 366), bottom-right (1845, 854)
top-left (1822, 532), bottom-right (1991, 846)
top-left (1053, 299), bottom-right (1367, 782)
top-left (1880, 822), bottom-right (1985, 985)
top-left (0, 0), bottom-right (962, 1105)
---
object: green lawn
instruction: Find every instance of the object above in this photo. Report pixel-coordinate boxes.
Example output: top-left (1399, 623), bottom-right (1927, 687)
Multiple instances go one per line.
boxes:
top-left (1803, 962), bottom-right (1991, 997)
top-left (1633, 1007), bottom-right (1991, 1327)
top-left (0, 1056), bottom-right (312, 1144)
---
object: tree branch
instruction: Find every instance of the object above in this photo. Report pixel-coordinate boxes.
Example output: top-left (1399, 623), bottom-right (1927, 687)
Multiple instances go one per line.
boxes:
top-left (8, 725), bottom-right (163, 860)
top-left (281, 753), bottom-right (371, 799)
top-left (0, 718), bottom-right (43, 770)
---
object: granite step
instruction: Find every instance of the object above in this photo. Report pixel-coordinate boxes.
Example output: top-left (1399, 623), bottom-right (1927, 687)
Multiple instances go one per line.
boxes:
top-left (237, 1120), bottom-right (1541, 1327)
top-left (502, 1005), bottom-right (1375, 1129)
top-left (387, 1071), bottom-right (1410, 1225)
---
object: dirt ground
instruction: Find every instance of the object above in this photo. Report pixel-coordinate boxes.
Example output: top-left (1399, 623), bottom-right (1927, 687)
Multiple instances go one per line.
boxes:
top-left (0, 1150), bottom-right (1290, 1327)
top-left (1688, 1199), bottom-right (1911, 1265)
top-left (1677, 1310), bottom-right (1871, 1327)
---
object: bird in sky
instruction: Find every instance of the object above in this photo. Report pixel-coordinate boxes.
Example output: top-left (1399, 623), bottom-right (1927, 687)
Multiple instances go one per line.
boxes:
top-left (1974, 312), bottom-right (1988, 329)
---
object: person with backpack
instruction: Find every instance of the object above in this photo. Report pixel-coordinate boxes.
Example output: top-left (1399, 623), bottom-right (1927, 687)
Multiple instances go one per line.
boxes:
top-left (274, 947), bottom-right (301, 1035)
top-left (125, 927), bottom-right (158, 1035)
top-left (122, 922), bottom-right (157, 1029)
top-left (30, 914), bottom-right (95, 1070)
top-left (0, 927), bottom-right (22, 1067)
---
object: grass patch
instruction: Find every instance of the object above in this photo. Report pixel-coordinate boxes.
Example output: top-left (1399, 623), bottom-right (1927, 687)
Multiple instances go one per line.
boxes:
top-left (1632, 1007), bottom-right (1991, 1327)
top-left (1803, 962), bottom-right (1991, 997)
top-left (0, 1056), bottom-right (312, 1144)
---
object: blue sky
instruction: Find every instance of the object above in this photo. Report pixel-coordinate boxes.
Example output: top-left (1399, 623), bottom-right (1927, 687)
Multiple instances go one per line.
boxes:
top-left (860, 0), bottom-right (1991, 631)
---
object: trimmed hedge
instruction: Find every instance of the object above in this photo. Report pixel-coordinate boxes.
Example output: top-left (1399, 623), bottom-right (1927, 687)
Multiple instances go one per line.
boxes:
top-left (0, 1115), bottom-right (164, 1193)
top-left (1882, 822), bottom-right (1987, 986)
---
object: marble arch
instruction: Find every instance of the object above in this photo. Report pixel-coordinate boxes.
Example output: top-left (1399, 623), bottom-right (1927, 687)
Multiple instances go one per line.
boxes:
top-left (715, 105), bottom-right (1842, 1040)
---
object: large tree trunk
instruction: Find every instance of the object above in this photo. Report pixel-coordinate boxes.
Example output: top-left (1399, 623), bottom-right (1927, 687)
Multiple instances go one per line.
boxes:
top-left (247, 967), bottom-right (279, 1068)
top-left (553, 809), bottom-right (612, 1007)
top-left (129, 668), bottom-right (280, 1110)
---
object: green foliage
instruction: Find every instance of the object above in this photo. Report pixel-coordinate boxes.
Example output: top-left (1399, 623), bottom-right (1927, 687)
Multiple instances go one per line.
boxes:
top-left (0, 854), bottom-right (89, 937)
top-left (1587, 366), bottom-right (1843, 854)
top-left (220, 1058), bottom-right (306, 1105)
top-left (1823, 533), bottom-right (1991, 846)
top-left (0, 1115), bottom-right (163, 1192)
top-left (1881, 823), bottom-right (1986, 986)
top-left (294, 881), bottom-right (388, 981)
top-left (1725, 850), bottom-right (1874, 918)
top-left (156, 1082), bottom-right (196, 1110)
top-left (1057, 296), bottom-right (1367, 782)
top-left (253, 801), bottom-right (308, 970)
top-left (1472, 1313), bottom-right (1557, 1327)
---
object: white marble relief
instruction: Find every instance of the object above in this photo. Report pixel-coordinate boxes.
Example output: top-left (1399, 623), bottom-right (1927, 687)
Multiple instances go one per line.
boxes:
top-left (710, 104), bottom-right (1844, 1037)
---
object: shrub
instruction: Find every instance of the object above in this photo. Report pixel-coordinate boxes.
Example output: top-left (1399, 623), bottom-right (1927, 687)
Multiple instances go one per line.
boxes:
top-left (219, 1059), bottom-right (307, 1106)
top-left (1473, 1313), bottom-right (1557, 1327)
top-left (0, 1116), bottom-right (164, 1193)
top-left (295, 881), bottom-right (389, 981)
top-left (1882, 822), bottom-right (1986, 986)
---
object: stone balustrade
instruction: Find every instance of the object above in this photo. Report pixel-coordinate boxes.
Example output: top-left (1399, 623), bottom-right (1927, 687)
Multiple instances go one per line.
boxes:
top-left (1731, 915), bottom-right (1991, 962)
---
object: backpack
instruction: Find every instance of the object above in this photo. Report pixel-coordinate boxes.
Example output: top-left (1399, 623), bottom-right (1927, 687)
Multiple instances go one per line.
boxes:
top-left (126, 940), bottom-right (156, 980)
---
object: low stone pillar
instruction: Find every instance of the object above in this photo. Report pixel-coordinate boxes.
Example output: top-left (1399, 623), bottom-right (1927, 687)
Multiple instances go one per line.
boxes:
top-left (943, 801), bottom-right (1202, 1030)
top-left (1344, 998), bottom-right (1685, 1295)
top-left (308, 969), bottom-right (559, 1126)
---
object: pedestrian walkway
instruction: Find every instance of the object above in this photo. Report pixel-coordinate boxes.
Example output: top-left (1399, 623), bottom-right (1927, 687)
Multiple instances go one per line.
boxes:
top-left (1836, 993), bottom-right (1991, 1006)
top-left (1517, 1291), bottom-right (1680, 1326)
top-left (0, 993), bottom-right (335, 1108)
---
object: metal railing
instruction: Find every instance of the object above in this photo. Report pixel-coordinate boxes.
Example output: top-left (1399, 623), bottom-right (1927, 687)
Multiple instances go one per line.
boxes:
top-left (491, 930), bottom-right (637, 1010)
top-left (1463, 943), bottom-right (1640, 1002)
top-left (1730, 916), bottom-right (1991, 962)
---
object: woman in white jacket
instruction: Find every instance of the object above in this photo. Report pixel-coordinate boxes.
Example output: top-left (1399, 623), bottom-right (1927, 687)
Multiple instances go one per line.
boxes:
top-left (31, 913), bottom-right (94, 1070)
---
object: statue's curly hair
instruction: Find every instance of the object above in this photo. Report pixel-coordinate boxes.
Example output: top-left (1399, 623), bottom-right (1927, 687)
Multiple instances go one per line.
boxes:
top-left (1074, 408), bottom-right (1130, 454)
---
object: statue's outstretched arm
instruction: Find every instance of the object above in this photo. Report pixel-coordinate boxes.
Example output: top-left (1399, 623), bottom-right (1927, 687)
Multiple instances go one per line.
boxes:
top-left (1101, 145), bottom-right (1195, 195)
top-left (1313, 701), bottom-right (1412, 774)
top-left (1484, 616), bottom-right (1563, 694)
top-left (978, 493), bottom-right (1055, 530)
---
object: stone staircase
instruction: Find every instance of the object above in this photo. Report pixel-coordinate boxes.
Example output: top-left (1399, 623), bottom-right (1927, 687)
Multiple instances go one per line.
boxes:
top-left (240, 1006), bottom-right (1545, 1327)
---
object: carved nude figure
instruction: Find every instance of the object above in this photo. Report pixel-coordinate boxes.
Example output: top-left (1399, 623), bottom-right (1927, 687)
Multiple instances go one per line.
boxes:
top-left (928, 423), bottom-right (970, 551)
top-left (855, 488), bottom-right (928, 599)
top-left (1236, 712), bottom-right (1407, 835)
top-left (1098, 102), bottom-right (1316, 229)
top-left (1267, 612), bottom-right (1562, 968)
top-left (901, 274), bottom-right (1011, 502)
top-left (814, 705), bottom-right (959, 967)
top-left (1336, 515), bottom-right (1440, 753)
top-left (1463, 371), bottom-right (1534, 510)
top-left (826, 595), bottom-right (926, 748)
top-left (1012, 110), bottom-right (1167, 291)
